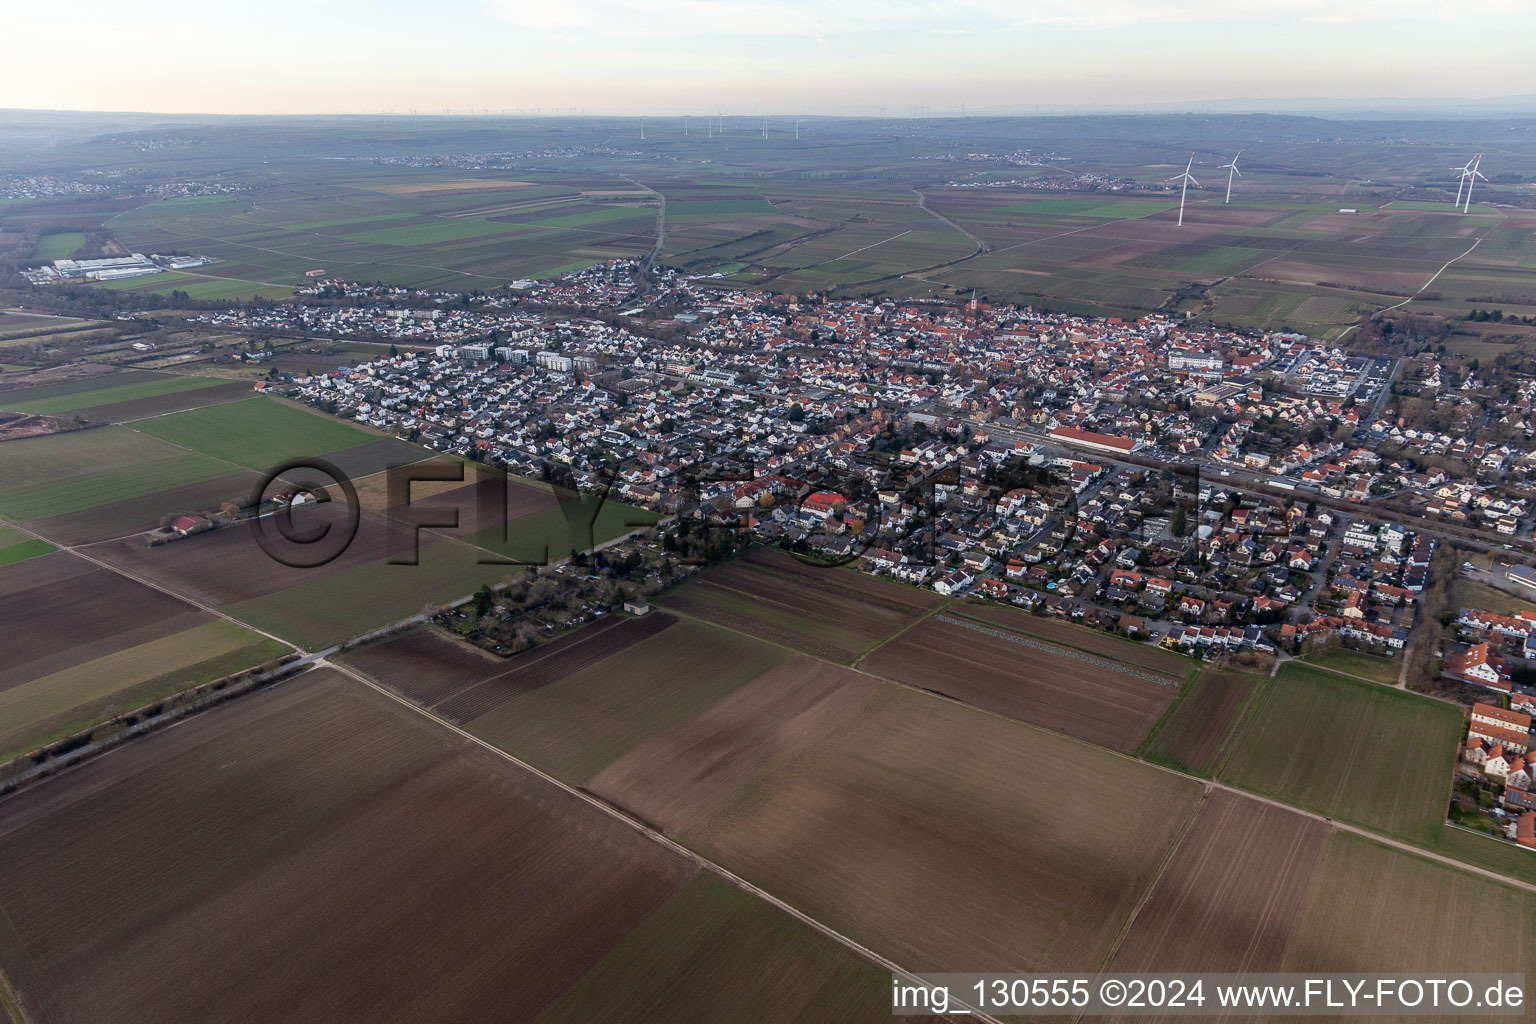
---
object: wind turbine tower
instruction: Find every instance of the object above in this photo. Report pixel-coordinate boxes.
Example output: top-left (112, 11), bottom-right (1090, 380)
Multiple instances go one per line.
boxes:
top-left (795, 119), bottom-right (801, 140)
top-left (1451, 155), bottom-right (1476, 208)
top-left (1219, 151), bottom-right (1242, 205)
top-left (1166, 153), bottom-right (1200, 227)
top-left (640, 118), bottom-right (645, 140)
top-left (1463, 154), bottom-right (1487, 213)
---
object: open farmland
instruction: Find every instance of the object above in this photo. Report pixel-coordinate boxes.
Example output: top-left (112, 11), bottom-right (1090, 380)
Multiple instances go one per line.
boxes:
top-left (0, 668), bottom-right (695, 1024)
top-left (341, 617), bottom-right (706, 720)
top-left (103, 178), bottom-right (661, 293)
top-left (22, 469), bottom-right (262, 545)
top-left (863, 613), bottom-right (1178, 752)
top-left (657, 547), bottom-right (941, 663)
top-left (0, 373), bottom-right (246, 421)
top-left (588, 655), bottom-right (879, 834)
top-left (0, 550), bottom-right (287, 759)
top-left (1219, 663), bottom-right (1463, 844)
top-left (686, 684), bottom-right (1204, 972)
top-left (437, 613), bottom-right (678, 723)
top-left (89, 502), bottom-right (415, 608)
top-left (1279, 833), bottom-right (1536, 985)
top-left (0, 425), bottom-right (230, 523)
top-left (130, 396), bottom-right (376, 469)
top-left (535, 873), bottom-right (930, 1024)
top-left (1104, 796), bottom-right (1536, 1024)
top-left (0, 667), bottom-right (924, 1023)
top-left (1139, 670), bottom-right (1265, 776)
top-left (919, 189), bottom-right (1528, 336)
top-left (0, 524), bottom-right (53, 567)
top-left (1108, 791), bottom-right (1330, 977)
top-left (454, 616), bottom-right (790, 784)
top-left (226, 529), bottom-right (508, 649)
top-left (953, 601), bottom-right (1192, 676)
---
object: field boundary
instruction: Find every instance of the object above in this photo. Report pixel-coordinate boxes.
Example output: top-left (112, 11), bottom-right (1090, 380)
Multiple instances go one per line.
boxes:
top-left (938, 614), bottom-right (1178, 687)
top-left (850, 596), bottom-right (950, 664)
top-left (322, 657), bottom-right (1007, 1023)
top-left (1093, 787), bottom-right (1211, 977)
top-left (947, 602), bottom-right (1189, 678)
top-left (0, 959), bottom-right (28, 1024)
top-left (0, 654), bottom-right (307, 798)
top-left (660, 598), bottom-right (1536, 894)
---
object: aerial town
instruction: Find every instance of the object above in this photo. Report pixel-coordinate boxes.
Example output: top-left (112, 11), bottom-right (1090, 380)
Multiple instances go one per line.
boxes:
top-left (6, 19), bottom-right (1536, 1011)
top-left (190, 259), bottom-right (1536, 736)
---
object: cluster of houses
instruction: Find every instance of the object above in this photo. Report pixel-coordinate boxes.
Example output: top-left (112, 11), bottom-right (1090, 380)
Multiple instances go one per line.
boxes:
top-left (196, 264), bottom-right (1531, 555)
top-left (1461, 702), bottom-right (1536, 845)
top-left (1446, 607), bottom-right (1536, 693)
top-left (177, 260), bottom-right (1536, 678)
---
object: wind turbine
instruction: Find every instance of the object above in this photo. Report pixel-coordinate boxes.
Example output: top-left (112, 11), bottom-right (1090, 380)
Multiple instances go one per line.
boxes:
top-left (1219, 150), bottom-right (1242, 205)
top-left (1462, 154), bottom-right (1488, 213)
top-left (1167, 153), bottom-right (1200, 227)
top-left (1451, 154), bottom-right (1476, 208)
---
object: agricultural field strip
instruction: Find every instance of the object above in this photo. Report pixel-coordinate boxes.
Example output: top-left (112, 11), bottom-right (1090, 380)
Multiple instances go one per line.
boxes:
top-left (1339, 229), bottom-right (1499, 337)
top-left (0, 517), bottom-right (297, 658)
top-left (162, 212), bottom-right (657, 288)
top-left (948, 605), bottom-right (1189, 677)
top-left (650, 597), bottom-right (1531, 895)
top-left (5, 428), bottom-right (331, 548)
top-left (321, 659), bottom-right (1008, 1023)
top-left (938, 615), bottom-right (1178, 687)
top-left (1093, 784), bottom-right (1211, 976)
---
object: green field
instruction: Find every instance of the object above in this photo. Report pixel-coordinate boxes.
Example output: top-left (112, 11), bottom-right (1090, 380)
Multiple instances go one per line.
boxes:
top-left (0, 537), bottom-right (56, 567)
top-left (131, 397), bottom-right (374, 470)
top-left (1301, 647), bottom-right (1401, 684)
top-left (0, 426), bottom-right (233, 523)
top-left (2, 375), bottom-right (231, 417)
top-left (0, 524), bottom-right (54, 566)
top-left (0, 619), bottom-right (288, 762)
top-left (1219, 663), bottom-right (1462, 844)
top-left (32, 233), bottom-right (86, 261)
top-left (0, 449), bottom-right (230, 522)
top-left (224, 533), bottom-right (514, 649)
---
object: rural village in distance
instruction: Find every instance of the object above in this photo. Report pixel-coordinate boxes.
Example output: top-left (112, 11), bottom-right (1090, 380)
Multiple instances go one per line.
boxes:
top-left (3, 86), bottom-right (1536, 1022)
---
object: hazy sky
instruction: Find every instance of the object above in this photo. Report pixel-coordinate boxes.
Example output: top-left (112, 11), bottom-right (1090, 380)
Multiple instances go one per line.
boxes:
top-left (7, 1), bottom-right (1535, 115)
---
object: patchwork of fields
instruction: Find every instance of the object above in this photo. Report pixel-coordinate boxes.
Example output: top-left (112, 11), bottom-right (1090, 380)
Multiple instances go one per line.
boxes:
top-left (0, 669), bottom-right (923, 1023)
top-left (919, 190), bottom-right (1534, 337)
top-left (1218, 663), bottom-right (1463, 845)
top-left (0, 392), bottom-right (657, 651)
top-left (0, 550), bottom-right (288, 761)
top-left (342, 612), bottom-right (1206, 977)
top-left (99, 179), bottom-right (669, 295)
top-left (657, 547), bottom-right (942, 662)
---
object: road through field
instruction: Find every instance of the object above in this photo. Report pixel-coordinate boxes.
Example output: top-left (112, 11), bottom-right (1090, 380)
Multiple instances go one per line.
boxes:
top-left (1337, 232), bottom-right (1492, 339)
top-left (321, 658), bottom-right (1006, 1024)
